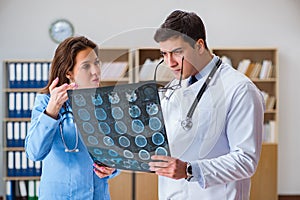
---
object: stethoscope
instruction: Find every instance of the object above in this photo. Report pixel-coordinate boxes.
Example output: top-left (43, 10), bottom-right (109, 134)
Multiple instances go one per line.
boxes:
top-left (59, 103), bottom-right (79, 152)
top-left (179, 58), bottom-right (222, 131)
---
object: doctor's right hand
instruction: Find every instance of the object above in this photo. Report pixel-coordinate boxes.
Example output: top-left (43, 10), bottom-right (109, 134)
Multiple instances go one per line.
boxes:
top-left (149, 155), bottom-right (188, 180)
top-left (45, 77), bottom-right (77, 119)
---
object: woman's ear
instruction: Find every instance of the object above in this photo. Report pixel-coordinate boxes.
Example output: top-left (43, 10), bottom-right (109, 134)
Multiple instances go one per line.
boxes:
top-left (66, 72), bottom-right (73, 82)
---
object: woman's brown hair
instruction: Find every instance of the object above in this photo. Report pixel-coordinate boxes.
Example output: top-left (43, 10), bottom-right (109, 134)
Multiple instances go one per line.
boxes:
top-left (40, 36), bottom-right (98, 94)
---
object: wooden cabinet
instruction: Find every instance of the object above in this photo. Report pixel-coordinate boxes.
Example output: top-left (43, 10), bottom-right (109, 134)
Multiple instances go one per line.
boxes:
top-left (212, 48), bottom-right (278, 200)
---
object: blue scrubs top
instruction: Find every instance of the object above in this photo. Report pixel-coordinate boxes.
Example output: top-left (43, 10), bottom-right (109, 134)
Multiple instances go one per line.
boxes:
top-left (25, 94), bottom-right (119, 200)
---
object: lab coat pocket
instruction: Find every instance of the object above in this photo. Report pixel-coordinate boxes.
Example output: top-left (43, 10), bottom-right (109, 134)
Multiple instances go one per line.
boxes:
top-left (193, 106), bottom-right (223, 158)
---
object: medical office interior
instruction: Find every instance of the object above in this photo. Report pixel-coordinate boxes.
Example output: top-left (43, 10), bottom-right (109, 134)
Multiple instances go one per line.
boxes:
top-left (0, 0), bottom-right (299, 199)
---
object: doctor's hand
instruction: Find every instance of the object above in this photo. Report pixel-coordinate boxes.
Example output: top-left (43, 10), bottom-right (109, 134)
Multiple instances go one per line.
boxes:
top-left (149, 155), bottom-right (187, 180)
top-left (93, 163), bottom-right (116, 179)
top-left (46, 77), bottom-right (77, 119)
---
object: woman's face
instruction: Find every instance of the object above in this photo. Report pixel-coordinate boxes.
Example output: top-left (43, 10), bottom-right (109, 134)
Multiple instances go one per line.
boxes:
top-left (67, 47), bottom-right (101, 89)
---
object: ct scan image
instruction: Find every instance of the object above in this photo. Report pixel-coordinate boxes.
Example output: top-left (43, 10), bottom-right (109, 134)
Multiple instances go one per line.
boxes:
top-left (67, 81), bottom-right (170, 172)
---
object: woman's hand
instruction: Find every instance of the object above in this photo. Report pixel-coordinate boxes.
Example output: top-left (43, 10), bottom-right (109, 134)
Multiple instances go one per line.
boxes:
top-left (45, 77), bottom-right (77, 119)
top-left (93, 163), bottom-right (116, 178)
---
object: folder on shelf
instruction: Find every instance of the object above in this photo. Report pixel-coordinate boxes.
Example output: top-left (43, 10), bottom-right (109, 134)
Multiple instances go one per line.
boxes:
top-left (8, 93), bottom-right (15, 118)
top-left (22, 63), bottom-right (29, 88)
top-left (16, 63), bottom-right (22, 88)
top-left (6, 181), bottom-right (13, 200)
top-left (42, 62), bottom-right (49, 87)
top-left (35, 161), bottom-right (42, 176)
top-left (7, 122), bottom-right (14, 147)
top-left (29, 92), bottom-right (36, 112)
top-left (29, 62), bottom-right (36, 88)
top-left (139, 59), bottom-right (173, 81)
top-left (15, 151), bottom-right (22, 176)
top-left (28, 180), bottom-right (35, 200)
top-left (27, 159), bottom-right (35, 176)
top-left (21, 152), bottom-right (28, 176)
top-left (35, 63), bottom-right (42, 88)
top-left (23, 92), bottom-right (30, 117)
top-left (14, 122), bottom-right (21, 147)
top-left (259, 60), bottom-right (273, 79)
top-left (67, 81), bottom-right (170, 172)
top-left (8, 62), bottom-right (16, 88)
top-left (7, 151), bottom-right (15, 176)
top-left (19, 180), bottom-right (28, 199)
top-left (16, 92), bottom-right (22, 117)
top-left (20, 122), bottom-right (27, 147)
top-left (101, 62), bottom-right (128, 79)
top-left (237, 59), bottom-right (251, 74)
top-left (35, 180), bottom-right (40, 199)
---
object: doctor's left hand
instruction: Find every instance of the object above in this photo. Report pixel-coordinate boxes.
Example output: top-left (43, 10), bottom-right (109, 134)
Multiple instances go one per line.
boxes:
top-left (149, 155), bottom-right (187, 180)
top-left (93, 163), bottom-right (116, 178)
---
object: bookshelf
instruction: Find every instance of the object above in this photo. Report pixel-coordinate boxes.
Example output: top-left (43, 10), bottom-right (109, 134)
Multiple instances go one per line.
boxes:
top-left (99, 48), bottom-right (134, 86)
top-left (212, 48), bottom-right (278, 200)
top-left (134, 47), bottom-right (279, 200)
top-left (97, 48), bottom-right (134, 200)
top-left (3, 59), bottom-right (50, 199)
top-left (2, 48), bottom-right (134, 199)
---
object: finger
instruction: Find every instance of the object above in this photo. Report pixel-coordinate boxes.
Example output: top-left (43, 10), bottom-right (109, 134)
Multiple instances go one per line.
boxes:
top-left (66, 82), bottom-right (78, 90)
top-left (151, 155), bottom-right (170, 162)
top-left (49, 77), bottom-right (59, 92)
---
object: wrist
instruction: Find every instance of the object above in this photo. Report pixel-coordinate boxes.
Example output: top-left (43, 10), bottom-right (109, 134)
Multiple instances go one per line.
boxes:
top-left (185, 162), bottom-right (193, 181)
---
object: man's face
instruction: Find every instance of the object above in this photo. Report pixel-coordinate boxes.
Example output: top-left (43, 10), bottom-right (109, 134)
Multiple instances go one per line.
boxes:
top-left (159, 36), bottom-right (200, 80)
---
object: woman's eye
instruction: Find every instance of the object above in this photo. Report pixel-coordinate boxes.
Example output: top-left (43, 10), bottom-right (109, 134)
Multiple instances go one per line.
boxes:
top-left (81, 64), bottom-right (90, 70)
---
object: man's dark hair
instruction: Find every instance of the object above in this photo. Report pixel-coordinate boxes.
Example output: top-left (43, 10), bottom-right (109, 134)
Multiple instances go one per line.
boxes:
top-left (154, 10), bottom-right (208, 49)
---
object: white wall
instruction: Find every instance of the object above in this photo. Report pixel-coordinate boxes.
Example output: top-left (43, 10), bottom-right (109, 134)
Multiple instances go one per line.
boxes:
top-left (1, 0), bottom-right (299, 196)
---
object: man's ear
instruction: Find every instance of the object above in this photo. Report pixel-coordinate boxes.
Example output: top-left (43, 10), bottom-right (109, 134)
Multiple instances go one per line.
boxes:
top-left (196, 39), bottom-right (204, 50)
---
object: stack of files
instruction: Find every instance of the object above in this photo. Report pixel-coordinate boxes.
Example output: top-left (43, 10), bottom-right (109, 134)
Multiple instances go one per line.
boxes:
top-left (259, 60), bottom-right (273, 79)
top-left (28, 180), bottom-right (40, 200)
top-left (245, 62), bottom-right (262, 78)
top-left (261, 91), bottom-right (276, 110)
top-left (6, 180), bottom-right (39, 200)
top-left (6, 121), bottom-right (29, 147)
top-left (8, 92), bottom-right (36, 118)
top-left (236, 59), bottom-right (251, 74)
top-left (101, 62), bottom-right (128, 79)
top-left (8, 61), bottom-right (51, 88)
top-left (139, 58), bottom-right (173, 81)
top-left (7, 151), bottom-right (42, 177)
top-left (262, 120), bottom-right (276, 143)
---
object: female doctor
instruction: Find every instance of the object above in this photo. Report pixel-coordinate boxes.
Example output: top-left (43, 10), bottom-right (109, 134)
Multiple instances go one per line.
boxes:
top-left (25, 36), bottom-right (118, 199)
top-left (149, 10), bottom-right (265, 200)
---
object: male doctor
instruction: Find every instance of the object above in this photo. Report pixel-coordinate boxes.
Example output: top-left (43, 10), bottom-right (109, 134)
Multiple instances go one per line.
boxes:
top-left (149, 10), bottom-right (265, 200)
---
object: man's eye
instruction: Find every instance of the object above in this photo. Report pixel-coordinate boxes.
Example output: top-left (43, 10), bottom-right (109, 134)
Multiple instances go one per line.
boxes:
top-left (95, 60), bottom-right (101, 66)
top-left (173, 50), bottom-right (183, 56)
top-left (160, 51), bottom-right (166, 56)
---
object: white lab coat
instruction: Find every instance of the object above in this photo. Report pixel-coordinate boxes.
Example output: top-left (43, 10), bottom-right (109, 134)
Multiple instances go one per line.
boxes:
top-left (158, 59), bottom-right (264, 200)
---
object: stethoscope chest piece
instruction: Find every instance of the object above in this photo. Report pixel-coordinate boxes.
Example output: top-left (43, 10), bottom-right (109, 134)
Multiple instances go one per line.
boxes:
top-left (181, 117), bottom-right (193, 131)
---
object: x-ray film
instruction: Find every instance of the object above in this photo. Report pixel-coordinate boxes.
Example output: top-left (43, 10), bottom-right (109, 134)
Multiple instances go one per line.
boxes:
top-left (67, 81), bottom-right (170, 172)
